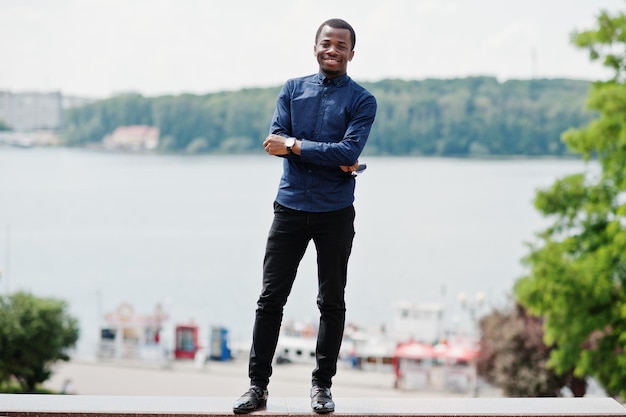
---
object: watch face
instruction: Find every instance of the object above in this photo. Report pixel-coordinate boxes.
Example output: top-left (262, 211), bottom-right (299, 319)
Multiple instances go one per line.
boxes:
top-left (286, 138), bottom-right (295, 148)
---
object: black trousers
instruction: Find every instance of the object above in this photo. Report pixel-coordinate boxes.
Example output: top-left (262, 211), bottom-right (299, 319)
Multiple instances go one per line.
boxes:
top-left (248, 202), bottom-right (355, 390)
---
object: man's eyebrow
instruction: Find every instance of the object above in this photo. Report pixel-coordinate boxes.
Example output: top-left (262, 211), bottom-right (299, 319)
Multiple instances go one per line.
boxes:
top-left (321, 38), bottom-right (348, 44)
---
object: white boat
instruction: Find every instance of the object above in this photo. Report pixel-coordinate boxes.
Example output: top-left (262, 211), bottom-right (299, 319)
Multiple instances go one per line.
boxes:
top-left (274, 320), bottom-right (317, 364)
top-left (275, 334), bottom-right (317, 364)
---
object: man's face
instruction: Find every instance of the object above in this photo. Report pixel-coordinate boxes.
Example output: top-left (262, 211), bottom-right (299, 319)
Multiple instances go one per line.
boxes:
top-left (314, 25), bottom-right (354, 79)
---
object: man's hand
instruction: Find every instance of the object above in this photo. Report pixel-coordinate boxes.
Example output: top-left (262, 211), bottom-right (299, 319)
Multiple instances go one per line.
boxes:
top-left (340, 162), bottom-right (359, 173)
top-left (264, 134), bottom-right (289, 156)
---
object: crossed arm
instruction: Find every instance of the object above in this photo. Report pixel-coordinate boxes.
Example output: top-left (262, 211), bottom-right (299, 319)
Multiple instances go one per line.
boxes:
top-left (262, 134), bottom-right (360, 173)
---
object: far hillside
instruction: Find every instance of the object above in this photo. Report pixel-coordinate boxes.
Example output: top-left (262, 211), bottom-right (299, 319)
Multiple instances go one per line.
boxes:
top-left (63, 77), bottom-right (595, 157)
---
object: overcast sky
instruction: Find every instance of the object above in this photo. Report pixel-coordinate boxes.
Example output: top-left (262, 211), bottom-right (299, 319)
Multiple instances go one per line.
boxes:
top-left (1, 0), bottom-right (624, 98)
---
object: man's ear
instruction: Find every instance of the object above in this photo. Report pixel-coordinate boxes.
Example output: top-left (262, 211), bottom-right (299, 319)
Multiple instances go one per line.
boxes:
top-left (349, 50), bottom-right (355, 61)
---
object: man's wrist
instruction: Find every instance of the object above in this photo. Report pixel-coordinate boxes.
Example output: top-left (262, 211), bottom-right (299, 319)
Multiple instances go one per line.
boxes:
top-left (285, 137), bottom-right (296, 154)
top-left (292, 139), bottom-right (302, 156)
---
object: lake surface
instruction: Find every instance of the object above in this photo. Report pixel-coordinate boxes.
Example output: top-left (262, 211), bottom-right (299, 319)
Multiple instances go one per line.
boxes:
top-left (0, 147), bottom-right (591, 356)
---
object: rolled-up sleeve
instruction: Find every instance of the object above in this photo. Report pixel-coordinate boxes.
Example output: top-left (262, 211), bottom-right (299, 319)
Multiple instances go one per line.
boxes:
top-left (300, 93), bottom-right (376, 166)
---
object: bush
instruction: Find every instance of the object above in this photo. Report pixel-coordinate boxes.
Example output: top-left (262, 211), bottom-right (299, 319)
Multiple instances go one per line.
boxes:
top-left (0, 292), bottom-right (79, 393)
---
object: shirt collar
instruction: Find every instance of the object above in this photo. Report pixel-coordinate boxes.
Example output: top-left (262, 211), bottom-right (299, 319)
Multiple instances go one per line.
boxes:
top-left (317, 73), bottom-right (349, 87)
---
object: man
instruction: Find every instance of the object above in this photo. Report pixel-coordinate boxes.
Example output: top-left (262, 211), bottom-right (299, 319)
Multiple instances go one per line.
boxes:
top-left (233, 18), bottom-right (376, 414)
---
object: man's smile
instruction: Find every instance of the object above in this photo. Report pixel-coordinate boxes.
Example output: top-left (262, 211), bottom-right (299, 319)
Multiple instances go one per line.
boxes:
top-left (323, 57), bottom-right (341, 64)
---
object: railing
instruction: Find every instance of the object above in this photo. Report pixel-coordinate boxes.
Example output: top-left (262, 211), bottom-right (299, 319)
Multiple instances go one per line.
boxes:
top-left (1, 395), bottom-right (624, 417)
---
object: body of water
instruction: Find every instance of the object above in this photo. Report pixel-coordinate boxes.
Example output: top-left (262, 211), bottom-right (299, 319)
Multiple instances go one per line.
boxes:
top-left (0, 147), bottom-right (591, 356)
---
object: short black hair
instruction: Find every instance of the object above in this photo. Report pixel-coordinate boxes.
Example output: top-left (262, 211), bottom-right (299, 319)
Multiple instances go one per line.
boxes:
top-left (315, 18), bottom-right (356, 50)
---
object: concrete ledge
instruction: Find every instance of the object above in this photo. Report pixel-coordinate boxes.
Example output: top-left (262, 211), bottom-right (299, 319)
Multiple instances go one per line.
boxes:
top-left (0, 396), bottom-right (624, 417)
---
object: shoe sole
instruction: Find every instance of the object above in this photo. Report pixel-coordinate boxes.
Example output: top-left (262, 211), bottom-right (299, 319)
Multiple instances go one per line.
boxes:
top-left (312, 407), bottom-right (334, 414)
top-left (233, 400), bottom-right (267, 414)
top-left (311, 401), bottom-right (335, 414)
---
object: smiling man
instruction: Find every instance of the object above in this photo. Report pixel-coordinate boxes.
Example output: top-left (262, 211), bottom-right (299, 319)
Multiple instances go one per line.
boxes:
top-left (232, 18), bottom-right (377, 415)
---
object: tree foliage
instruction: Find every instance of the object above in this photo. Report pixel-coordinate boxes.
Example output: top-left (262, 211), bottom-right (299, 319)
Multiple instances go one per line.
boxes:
top-left (62, 78), bottom-right (594, 156)
top-left (0, 292), bottom-right (79, 393)
top-left (514, 8), bottom-right (626, 400)
top-left (477, 303), bottom-right (586, 397)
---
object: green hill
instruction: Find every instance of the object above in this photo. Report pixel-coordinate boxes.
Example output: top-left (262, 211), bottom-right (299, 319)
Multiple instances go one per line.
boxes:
top-left (63, 77), bottom-right (594, 156)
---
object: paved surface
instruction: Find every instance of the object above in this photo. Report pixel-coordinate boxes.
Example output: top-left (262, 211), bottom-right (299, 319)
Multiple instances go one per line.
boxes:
top-left (43, 358), bottom-right (498, 399)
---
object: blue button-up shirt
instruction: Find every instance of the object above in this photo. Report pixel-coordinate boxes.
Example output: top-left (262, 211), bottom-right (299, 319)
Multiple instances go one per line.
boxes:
top-left (270, 73), bottom-right (377, 212)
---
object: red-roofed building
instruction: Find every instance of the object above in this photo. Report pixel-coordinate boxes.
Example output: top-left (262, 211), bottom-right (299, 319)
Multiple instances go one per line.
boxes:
top-left (103, 125), bottom-right (159, 151)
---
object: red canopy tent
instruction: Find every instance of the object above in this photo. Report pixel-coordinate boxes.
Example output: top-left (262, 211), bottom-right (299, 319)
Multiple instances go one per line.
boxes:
top-left (392, 341), bottom-right (436, 389)
top-left (394, 341), bottom-right (435, 359)
top-left (434, 342), bottom-right (479, 363)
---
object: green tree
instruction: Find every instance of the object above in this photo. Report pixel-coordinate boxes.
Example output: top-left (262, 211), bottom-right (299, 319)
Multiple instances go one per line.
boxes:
top-left (63, 78), bottom-right (593, 156)
top-left (514, 8), bottom-right (626, 400)
top-left (185, 137), bottom-right (210, 154)
top-left (0, 292), bottom-right (79, 393)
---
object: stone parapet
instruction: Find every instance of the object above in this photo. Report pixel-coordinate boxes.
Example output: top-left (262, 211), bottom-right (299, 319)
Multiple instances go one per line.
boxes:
top-left (1, 396), bottom-right (625, 417)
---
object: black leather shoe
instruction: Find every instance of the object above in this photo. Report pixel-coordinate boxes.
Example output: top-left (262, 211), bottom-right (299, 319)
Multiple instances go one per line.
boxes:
top-left (310, 385), bottom-right (335, 414)
top-left (233, 386), bottom-right (268, 414)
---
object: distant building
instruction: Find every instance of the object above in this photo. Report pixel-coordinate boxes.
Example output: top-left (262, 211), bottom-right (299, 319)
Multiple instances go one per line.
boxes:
top-left (0, 91), bottom-right (63, 131)
top-left (391, 301), bottom-right (444, 343)
top-left (103, 125), bottom-right (159, 151)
